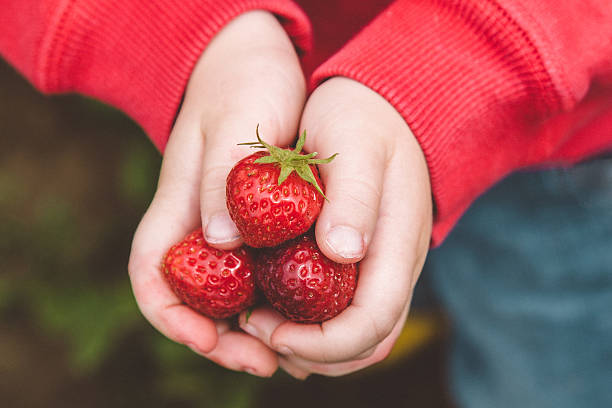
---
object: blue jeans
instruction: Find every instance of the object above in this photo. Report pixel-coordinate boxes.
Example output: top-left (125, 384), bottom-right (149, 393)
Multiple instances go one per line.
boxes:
top-left (426, 156), bottom-right (612, 408)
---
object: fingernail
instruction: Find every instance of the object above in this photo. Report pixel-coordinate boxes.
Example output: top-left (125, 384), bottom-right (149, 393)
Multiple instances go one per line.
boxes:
top-left (185, 342), bottom-right (203, 356)
top-left (241, 323), bottom-right (258, 338)
top-left (325, 225), bottom-right (364, 259)
top-left (205, 213), bottom-right (241, 244)
top-left (243, 367), bottom-right (259, 376)
top-left (276, 345), bottom-right (293, 356)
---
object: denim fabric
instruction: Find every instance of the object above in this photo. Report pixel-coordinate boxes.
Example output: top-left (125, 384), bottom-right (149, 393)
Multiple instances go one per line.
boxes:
top-left (427, 156), bottom-right (612, 408)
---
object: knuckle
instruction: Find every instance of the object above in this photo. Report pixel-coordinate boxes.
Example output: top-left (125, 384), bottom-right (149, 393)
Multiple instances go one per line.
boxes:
top-left (127, 251), bottom-right (143, 279)
top-left (316, 324), bottom-right (353, 364)
top-left (372, 342), bottom-right (395, 364)
top-left (371, 314), bottom-right (395, 344)
top-left (331, 177), bottom-right (381, 219)
top-left (201, 163), bottom-right (229, 183)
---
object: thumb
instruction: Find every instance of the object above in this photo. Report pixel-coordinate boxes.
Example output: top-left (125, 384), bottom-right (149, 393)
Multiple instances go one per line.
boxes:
top-left (300, 77), bottom-right (406, 263)
top-left (200, 118), bottom-right (298, 249)
top-left (177, 11), bottom-right (306, 248)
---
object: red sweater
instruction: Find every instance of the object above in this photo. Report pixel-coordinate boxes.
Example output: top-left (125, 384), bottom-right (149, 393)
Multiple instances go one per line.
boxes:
top-left (2, 0), bottom-right (612, 245)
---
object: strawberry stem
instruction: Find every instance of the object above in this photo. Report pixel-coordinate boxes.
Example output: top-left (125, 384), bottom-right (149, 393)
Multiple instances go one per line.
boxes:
top-left (238, 124), bottom-right (337, 200)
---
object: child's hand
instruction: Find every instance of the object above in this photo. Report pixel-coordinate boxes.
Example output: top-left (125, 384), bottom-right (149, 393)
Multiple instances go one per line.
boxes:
top-left (238, 77), bottom-right (433, 377)
top-left (127, 11), bottom-right (306, 377)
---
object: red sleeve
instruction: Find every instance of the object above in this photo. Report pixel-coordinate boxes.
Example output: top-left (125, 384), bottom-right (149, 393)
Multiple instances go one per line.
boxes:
top-left (0, 0), bottom-right (311, 151)
top-left (311, 0), bottom-right (612, 246)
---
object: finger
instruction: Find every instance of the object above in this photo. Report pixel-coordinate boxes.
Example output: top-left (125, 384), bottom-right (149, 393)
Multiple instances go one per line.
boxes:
top-left (278, 346), bottom-right (377, 378)
top-left (200, 118), bottom-right (294, 249)
top-left (201, 321), bottom-right (279, 377)
top-left (238, 305), bottom-right (287, 347)
top-left (277, 302), bottom-right (410, 378)
top-left (309, 126), bottom-right (385, 263)
top-left (236, 308), bottom-right (312, 379)
top-left (268, 136), bottom-right (431, 363)
top-left (278, 356), bottom-right (311, 380)
top-left (239, 305), bottom-right (376, 359)
top-left (300, 78), bottom-right (393, 263)
top-left (277, 340), bottom-right (383, 378)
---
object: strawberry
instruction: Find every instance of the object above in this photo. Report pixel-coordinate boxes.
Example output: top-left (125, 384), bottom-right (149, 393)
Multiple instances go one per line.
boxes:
top-left (256, 233), bottom-right (358, 323)
top-left (162, 229), bottom-right (257, 319)
top-left (226, 126), bottom-right (336, 248)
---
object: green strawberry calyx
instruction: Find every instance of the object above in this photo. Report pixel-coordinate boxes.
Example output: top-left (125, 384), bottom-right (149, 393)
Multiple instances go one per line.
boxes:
top-left (238, 124), bottom-right (337, 200)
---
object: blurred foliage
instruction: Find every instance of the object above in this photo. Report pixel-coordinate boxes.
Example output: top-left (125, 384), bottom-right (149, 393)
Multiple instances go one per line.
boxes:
top-left (28, 281), bottom-right (139, 371)
top-left (119, 138), bottom-right (159, 207)
top-left (154, 337), bottom-right (262, 408)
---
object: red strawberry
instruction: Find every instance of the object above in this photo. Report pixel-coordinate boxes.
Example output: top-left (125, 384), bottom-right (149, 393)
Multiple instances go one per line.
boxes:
top-left (162, 229), bottom-right (257, 319)
top-left (226, 126), bottom-right (336, 248)
top-left (256, 233), bottom-right (358, 323)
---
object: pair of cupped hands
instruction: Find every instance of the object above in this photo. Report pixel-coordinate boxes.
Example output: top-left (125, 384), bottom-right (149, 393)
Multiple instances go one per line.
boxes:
top-left (128, 11), bottom-right (432, 378)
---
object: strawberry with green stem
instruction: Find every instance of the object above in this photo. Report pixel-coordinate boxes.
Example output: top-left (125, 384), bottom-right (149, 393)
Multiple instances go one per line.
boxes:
top-left (226, 126), bottom-right (336, 247)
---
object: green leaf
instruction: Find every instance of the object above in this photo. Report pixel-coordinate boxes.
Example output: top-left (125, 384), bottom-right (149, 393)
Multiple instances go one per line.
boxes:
top-left (310, 153), bottom-right (339, 164)
top-left (295, 165), bottom-right (327, 200)
top-left (253, 155), bottom-right (277, 164)
top-left (299, 152), bottom-right (318, 160)
top-left (278, 165), bottom-right (294, 185)
top-left (237, 125), bottom-right (337, 200)
top-left (294, 129), bottom-right (306, 154)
